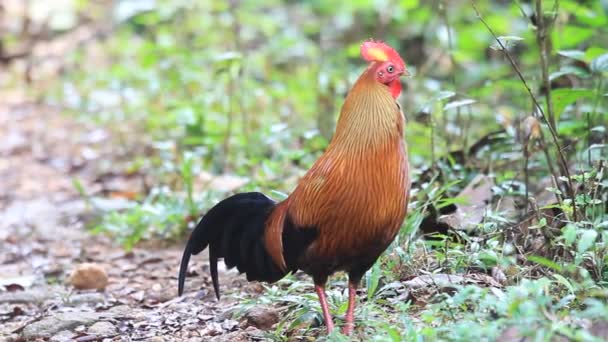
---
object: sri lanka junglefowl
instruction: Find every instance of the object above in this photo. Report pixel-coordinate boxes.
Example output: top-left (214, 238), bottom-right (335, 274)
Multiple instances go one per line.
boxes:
top-left (178, 40), bottom-right (410, 335)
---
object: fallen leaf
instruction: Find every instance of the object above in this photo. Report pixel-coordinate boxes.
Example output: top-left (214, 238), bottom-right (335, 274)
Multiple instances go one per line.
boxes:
top-left (0, 275), bottom-right (36, 291)
top-left (438, 174), bottom-right (494, 231)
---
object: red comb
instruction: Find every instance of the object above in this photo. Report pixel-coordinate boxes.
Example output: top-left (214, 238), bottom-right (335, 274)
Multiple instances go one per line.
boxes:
top-left (360, 39), bottom-right (405, 69)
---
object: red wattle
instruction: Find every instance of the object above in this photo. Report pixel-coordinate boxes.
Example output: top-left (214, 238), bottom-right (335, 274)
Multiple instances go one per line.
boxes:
top-left (388, 79), bottom-right (402, 99)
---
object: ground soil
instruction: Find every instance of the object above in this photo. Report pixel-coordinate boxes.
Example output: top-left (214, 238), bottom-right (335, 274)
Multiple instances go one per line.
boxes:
top-left (0, 104), bottom-right (269, 341)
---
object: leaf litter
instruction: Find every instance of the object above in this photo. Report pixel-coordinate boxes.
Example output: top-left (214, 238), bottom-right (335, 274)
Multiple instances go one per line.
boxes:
top-left (0, 104), bottom-right (266, 341)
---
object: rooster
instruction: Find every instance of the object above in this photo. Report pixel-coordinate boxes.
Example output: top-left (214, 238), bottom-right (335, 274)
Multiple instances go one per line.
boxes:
top-left (178, 40), bottom-right (410, 335)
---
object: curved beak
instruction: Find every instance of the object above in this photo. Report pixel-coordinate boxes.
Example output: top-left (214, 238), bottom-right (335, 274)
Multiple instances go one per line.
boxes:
top-left (401, 68), bottom-right (411, 77)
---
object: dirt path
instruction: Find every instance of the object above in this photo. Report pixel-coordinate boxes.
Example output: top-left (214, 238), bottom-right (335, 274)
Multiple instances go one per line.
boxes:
top-left (0, 105), bottom-right (269, 341)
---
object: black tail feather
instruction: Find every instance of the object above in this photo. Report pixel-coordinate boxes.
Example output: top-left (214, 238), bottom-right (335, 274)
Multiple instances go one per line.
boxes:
top-left (209, 244), bottom-right (219, 299)
top-left (177, 237), bottom-right (193, 297)
top-left (177, 192), bottom-right (285, 299)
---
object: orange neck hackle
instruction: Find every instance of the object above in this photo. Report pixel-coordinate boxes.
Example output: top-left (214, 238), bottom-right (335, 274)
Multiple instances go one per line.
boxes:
top-left (331, 67), bottom-right (402, 152)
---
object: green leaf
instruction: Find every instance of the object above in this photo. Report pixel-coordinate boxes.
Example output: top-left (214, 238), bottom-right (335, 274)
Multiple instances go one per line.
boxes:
top-left (558, 119), bottom-right (588, 135)
top-left (269, 190), bottom-right (289, 200)
top-left (553, 26), bottom-right (594, 50)
top-left (558, 50), bottom-right (586, 61)
top-left (558, 48), bottom-right (608, 64)
top-left (444, 99), bottom-right (476, 111)
top-left (561, 1), bottom-right (608, 27)
top-left (491, 36), bottom-right (524, 50)
top-left (551, 88), bottom-right (595, 120)
top-left (528, 255), bottom-right (563, 272)
top-left (562, 224), bottom-right (577, 246)
top-left (550, 66), bottom-right (591, 80)
top-left (435, 91), bottom-right (456, 101)
top-left (366, 262), bottom-right (382, 300)
top-left (590, 53), bottom-right (608, 73)
top-left (586, 47), bottom-right (608, 61)
top-left (553, 274), bottom-right (575, 295)
top-left (577, 229), bottom-right (598, 254)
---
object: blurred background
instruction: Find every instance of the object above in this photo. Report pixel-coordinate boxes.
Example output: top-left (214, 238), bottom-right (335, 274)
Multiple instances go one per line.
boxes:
top-left (1, 0), bottom-right (607, 340)
top-left (2, 0), bottom-right (606, 241)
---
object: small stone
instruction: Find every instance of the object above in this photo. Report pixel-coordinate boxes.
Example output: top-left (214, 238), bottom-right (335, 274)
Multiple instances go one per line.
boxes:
top-left (69, 263), bottom-right (108, 290)
top-left (0, 286), bottom-right (66, 304)
top-left (221, 319), bottom-right (239, 331)
top-left (244, 306), bottom-right (279, 330)
top-left (4, 131), bottom-right (28, 154)
top-left (210, 331), bottom-right (251, 342)
top-left (67, 292), bottom-right (107, 306)
top-left (107, 304), bottom-right (144, 320)
top-left (145, 337), bottom-right (165, 342)
top-left (0, 333), bottom-right (20, 342)
top-left (50, 330), bottom-right (77, 342)
top-left (22, 312), bottom-right (101, 339)
top-left (491, 266), bottom-right (507, 285)
top-left (403, 274), bottom-right (465, 289)
top-left (87, 321), bottom-right (117, 335)
top-left (108, 304), bottom-right (132, 316)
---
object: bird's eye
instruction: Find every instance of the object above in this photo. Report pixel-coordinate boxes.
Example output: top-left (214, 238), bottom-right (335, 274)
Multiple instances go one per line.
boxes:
top-left (387, 65), bottom-right (394, 73)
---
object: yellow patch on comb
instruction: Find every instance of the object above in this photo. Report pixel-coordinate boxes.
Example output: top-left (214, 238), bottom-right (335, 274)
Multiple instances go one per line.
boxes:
top-left (363, 46), bottom-right (389, 62)
top-left (360, 40), bottom-right (405, 69)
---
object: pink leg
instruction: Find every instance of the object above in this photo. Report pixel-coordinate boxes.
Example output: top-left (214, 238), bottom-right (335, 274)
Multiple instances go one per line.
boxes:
top-left (342, 281), bottom-right (357, 335)
top-left (315, 284), bottom-right (335, 333)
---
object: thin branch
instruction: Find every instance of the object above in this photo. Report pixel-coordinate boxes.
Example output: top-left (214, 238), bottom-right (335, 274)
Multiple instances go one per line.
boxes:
top-left (537, 131), bottom-right (564, 207)
top-left (535, 0), bottom-right (559, 131)
top-left (471, 1), bottom-right (577, 221)
top-left (589, 77), bottom-right (604, 165)
top-left (524, 139), bottom-right (530, 214)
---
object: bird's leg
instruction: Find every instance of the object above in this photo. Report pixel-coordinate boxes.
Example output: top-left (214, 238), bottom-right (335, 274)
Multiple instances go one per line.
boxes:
top-left (342, 280), bottom-right (358, 335)
top-left (314, 283), bottom-right (335, 333)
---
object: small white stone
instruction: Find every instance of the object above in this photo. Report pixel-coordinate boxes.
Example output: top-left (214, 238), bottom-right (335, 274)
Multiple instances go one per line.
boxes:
top-left (87, 321), bottom-right (117, 335)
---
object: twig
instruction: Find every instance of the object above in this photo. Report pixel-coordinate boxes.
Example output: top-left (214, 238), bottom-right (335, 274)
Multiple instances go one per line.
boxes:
top-left (471, 1), bottom-right (578, 221)
top-left (586, 111), bottom-right (592, 166)
top-left (524, 138), bottom-right (530, 214)
top-left (537, 131), bottom-right (564, 207)
top-left (431, 115), bottom-right (436, 168)
top-left (535, 0), bottom-right (559, 131)
top-left (589, 77), bottom-right (604, 165)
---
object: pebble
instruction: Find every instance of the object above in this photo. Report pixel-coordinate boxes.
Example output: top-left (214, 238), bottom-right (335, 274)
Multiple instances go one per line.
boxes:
top-left (50, 330), bottom-right (77, 342)
top-left (244, 306), bottom-right (279, 330)
top-left (0, 286), bottom-right (65, 304)
top-left (145, 337), bottom-right (165, 342)
top-left (69, 263), bottom-right (109, 290)
top-left (67, 292), bottom-right (107, 306)
top-left (87, 321), bottom-right (117, 335)
top-left (22, 312), bottom-right (101, 339)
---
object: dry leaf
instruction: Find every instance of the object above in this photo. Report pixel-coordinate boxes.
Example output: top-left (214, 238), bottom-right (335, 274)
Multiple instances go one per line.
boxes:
top-left (523, 116), bottom-right (541, 141)
top-left (438, 174), bottom-right (494, 231)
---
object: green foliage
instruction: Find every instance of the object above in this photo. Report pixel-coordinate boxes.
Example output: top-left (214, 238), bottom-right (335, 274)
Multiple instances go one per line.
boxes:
top-left (90, 187), bottom-right (199, 250)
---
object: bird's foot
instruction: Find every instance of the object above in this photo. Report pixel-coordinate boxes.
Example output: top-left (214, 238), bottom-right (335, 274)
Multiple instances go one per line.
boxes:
top-left (341, 323), bottom-right (354, 336)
